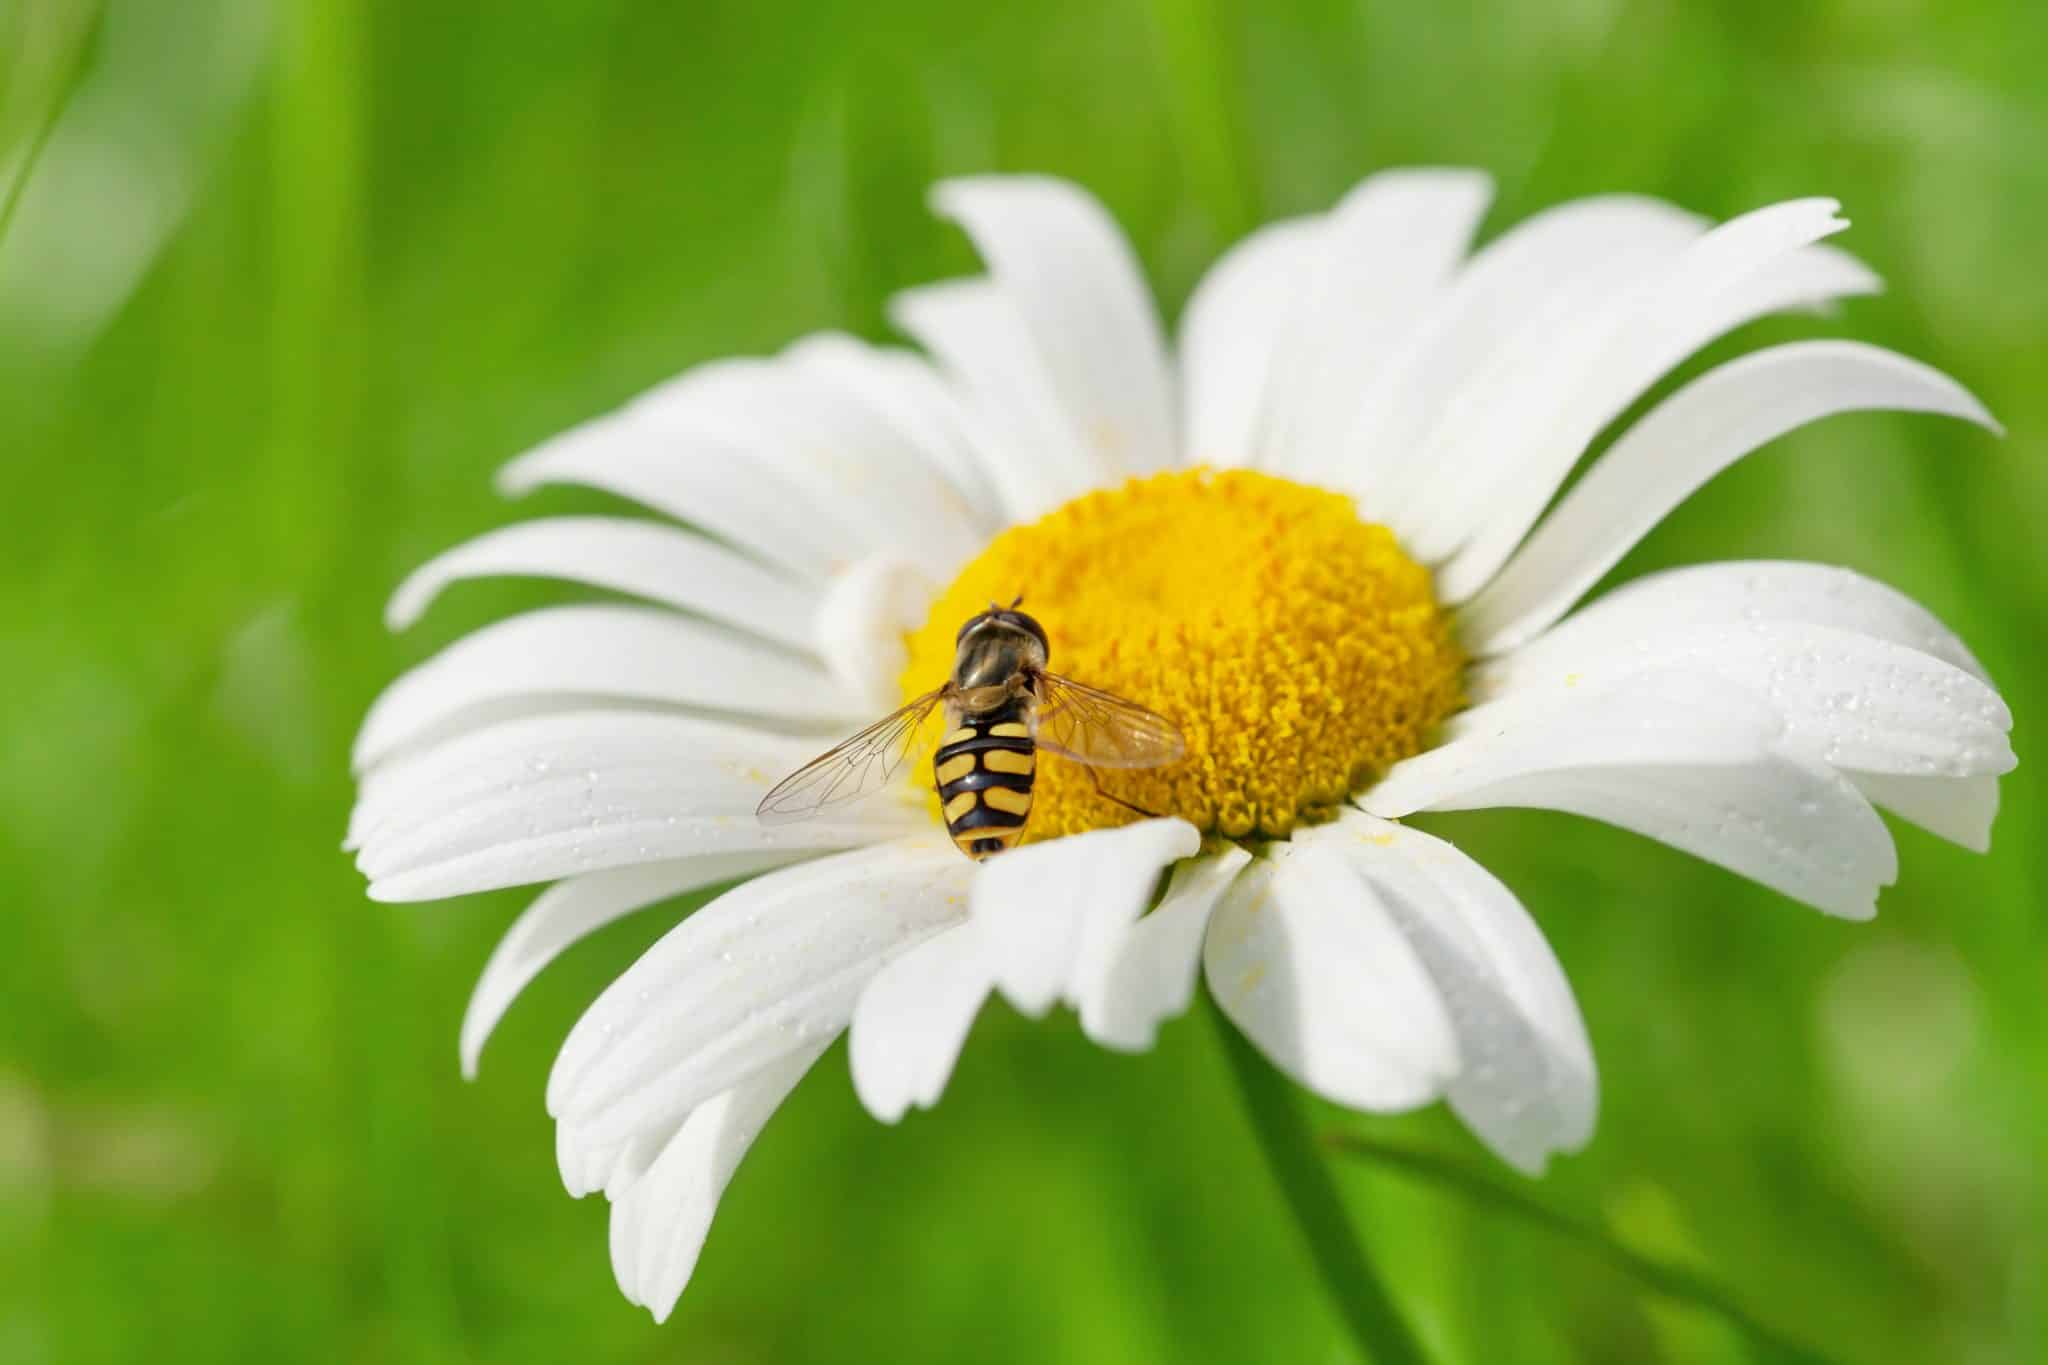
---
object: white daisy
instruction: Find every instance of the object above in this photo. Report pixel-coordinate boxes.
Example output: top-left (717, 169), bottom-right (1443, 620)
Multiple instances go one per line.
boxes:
top-left (349, 170), bottom-right (2013, 1322)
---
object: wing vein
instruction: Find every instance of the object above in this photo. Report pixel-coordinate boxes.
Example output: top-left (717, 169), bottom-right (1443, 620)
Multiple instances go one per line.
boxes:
top-left (1033, 671), bottom-right (1186, 770)
top-left (755, 688), bottom-right (948, 823)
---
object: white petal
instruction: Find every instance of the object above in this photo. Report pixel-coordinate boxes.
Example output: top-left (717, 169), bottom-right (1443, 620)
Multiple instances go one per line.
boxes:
top-left (1305, 814), bottom-right (1594, 1174)
top-left (1331, 196), bottom-right (1706, 517)
top-left (1848, 771), bottom-right (2001, 852)
top-left (559, 1118), bottom-right (638, 1201)
top-left (847, 920), bottom-right (992, 1122)
top-left (549, 838), bottom-right (972, 1147)
top-left (970, 818), bottom-right (1202, 1019)
top-left (1421, 199), bottom-right (1878, 586)
top-left (931, 175), bottom-right (1178, 473)
top-left (601, 1134), bottom-right (670, 1202)
top-left (459, 854), bottom-right (808, 1079)
top-left (512, 347), bottom-right (984, 583)
top-left (1374, 670), bottom-right (1771, 793)
top-left (386, 516), bottom-right (820, 653)
top-left (621, 356), bottom-right (981, 583)
top-left (365, 811), bottom-right (898, 906)
top-left (781, 332), bottom-right (1007, 530)
top-left (350, 706), bottom-right (810, 847)
top-left (890, 277), bottom-right (1102, 521)
top-left (1257, 169), bottom-right (1493, 476)
top-left (1203, 839), bottom-right (1458, 1110)
top-left (1468, 622), bottom-right (2013, 779)
top-left (1177, 216), bottom-right (1320, 463)
top-left (1481, 560), bottom-right (1990, 682)
top-left (560, 1100), bottom-right (699, 1204)
top-left (607, 1041), bottom-right (828, 1323)
top-left (813, 554), bottom-right (938, 718)
top-left (1362, 671), bottom-right (1897, 919)
top-left (1083, 846), bottom-right (1251, 1052)
top-left (1458, 342), bottom-right (2000, 655)
top-left (497, 414), bottom-right (842, 582)
top-left (353, 710), bottom-right (921, 901)
top-left (351, 605), bottom-right (857, 772)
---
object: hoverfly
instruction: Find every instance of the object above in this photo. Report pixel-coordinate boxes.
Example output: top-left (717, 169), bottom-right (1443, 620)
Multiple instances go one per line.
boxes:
top-left (756, 600), bottom-right (1186, 859)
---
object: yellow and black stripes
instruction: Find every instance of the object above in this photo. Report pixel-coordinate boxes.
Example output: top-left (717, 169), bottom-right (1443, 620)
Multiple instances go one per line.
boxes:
top-left (934, 700), bottom-right (1036, 860)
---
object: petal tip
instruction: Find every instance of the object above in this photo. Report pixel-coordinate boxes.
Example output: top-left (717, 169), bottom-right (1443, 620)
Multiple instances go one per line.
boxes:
top-left (493, 451), bottom-right (548, 498)
top-left (383, 576), bottom-right (431, 632)
top-left (850, 1071), bottom-right (910, 1126)
top-left (458, 1011), bottom-right (491, 1079)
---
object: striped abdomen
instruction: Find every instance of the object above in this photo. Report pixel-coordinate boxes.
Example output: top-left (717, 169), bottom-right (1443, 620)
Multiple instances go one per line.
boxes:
top-left (934, 698), bottom-right (1036, 860)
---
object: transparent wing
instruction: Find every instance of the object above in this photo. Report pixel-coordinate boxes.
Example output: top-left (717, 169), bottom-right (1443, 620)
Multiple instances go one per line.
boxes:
top-left (755, 688), bottom-right (948, 824)
top-left (1033, 671), bottom-right (1186, 770)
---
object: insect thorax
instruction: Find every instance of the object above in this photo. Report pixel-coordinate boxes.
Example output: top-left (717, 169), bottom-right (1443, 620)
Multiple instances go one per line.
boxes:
top-left (950, 618), bottom-right (1048, 694)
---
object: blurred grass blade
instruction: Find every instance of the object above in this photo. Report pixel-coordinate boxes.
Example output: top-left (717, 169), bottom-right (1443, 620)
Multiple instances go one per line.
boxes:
top-left (1210, 997), bottom-right (1432, 1365)
top-left (1145, 0), bottom-right (1257, 238)
top-left (0, 0), bottom-right (102, 249)
top-left (0, 0), bottom-right (269, 379)
top-left (1324, 1133), bottom-right (1841, 1365)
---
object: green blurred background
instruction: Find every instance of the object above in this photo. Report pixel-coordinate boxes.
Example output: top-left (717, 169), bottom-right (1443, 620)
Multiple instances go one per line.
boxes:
top-left (2, 1), bottom-right (2042, 1361)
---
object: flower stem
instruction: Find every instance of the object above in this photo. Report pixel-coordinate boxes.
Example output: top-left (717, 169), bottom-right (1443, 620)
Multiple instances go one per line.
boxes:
top-left (1208, 994), bottom-right (1431, 1365)
top-left (1323, 1133), bottom-right (1840, 1365)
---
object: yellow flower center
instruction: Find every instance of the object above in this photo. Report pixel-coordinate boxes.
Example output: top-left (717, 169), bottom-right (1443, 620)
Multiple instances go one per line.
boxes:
top-left (901, 468), bottom-right (1464, 841)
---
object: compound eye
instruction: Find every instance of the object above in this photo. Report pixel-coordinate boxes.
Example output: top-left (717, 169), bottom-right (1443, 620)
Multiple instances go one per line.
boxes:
top-left (1005, 610), bottom-right (1050, 651)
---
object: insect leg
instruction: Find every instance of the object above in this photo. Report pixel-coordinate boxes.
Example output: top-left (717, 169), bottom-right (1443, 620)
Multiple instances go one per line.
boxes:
top-left (1085, 765), bottom-right (1163, 820)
